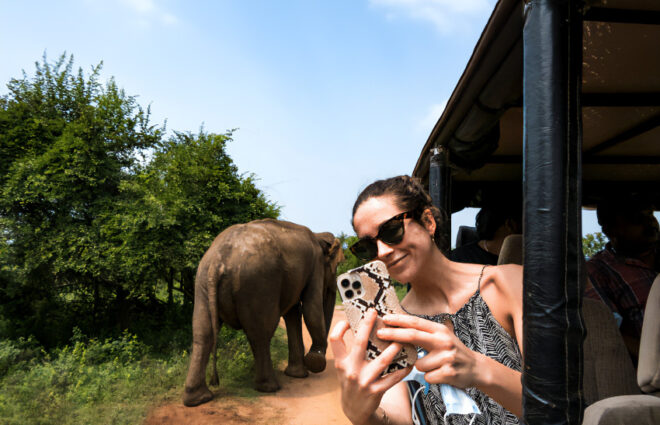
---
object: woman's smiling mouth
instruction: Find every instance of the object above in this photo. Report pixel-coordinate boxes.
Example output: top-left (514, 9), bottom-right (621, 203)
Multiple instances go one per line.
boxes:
top-left (387, 254), bottom-right (408, 269)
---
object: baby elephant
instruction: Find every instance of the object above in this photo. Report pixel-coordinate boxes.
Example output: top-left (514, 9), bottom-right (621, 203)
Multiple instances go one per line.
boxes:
top-left (183, 219), bottom-right (344, 407)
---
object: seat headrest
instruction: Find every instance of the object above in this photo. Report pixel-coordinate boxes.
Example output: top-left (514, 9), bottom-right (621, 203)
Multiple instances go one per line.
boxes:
top-left (638, 274), bottom-right (660, 393)
top-left (497, 234), bottom-right (523, 265)
top-left (455, 225), bottom-right (478, 248)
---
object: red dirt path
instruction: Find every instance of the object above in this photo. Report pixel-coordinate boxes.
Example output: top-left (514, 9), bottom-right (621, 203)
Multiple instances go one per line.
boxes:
top-left (144, 307), bottom-right (352, 425)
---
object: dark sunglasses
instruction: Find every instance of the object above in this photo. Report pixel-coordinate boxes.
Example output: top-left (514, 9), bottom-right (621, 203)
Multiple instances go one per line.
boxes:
top-left (350, 210), bottom-right (416, 261)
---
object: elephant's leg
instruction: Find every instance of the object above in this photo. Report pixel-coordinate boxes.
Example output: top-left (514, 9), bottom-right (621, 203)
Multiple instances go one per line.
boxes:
top-left (283, 303), bottom-right (308, 378)
top-left (241, 311), bottom-right (281, 392)
top-left (301, 281), bottom-right (328, 373)
top-left (183, 296), bottom-right (214, 407)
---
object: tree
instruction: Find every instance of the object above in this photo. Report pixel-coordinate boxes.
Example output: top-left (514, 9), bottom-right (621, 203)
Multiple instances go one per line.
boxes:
top-left (0, 54), bottom-right (279, 346)
top-left (107, 130), bottom-right (280, 304)
top-left (583, 232), bottom-right (607, 259)
top-left (335, 232), bottom-right (364, 276)
top-left (0, 53), bottom-right (162, 345)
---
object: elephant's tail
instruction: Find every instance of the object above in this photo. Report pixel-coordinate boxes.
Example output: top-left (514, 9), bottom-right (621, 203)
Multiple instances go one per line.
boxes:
top-left (207, 261), bottom-right (224, 386)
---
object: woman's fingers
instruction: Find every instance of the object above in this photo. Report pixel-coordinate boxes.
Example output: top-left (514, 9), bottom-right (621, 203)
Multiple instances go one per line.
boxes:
top-left (415, 347), bottom-right (456, 372)
top-left (382, 313), bottom-right (443, 333)
top-left (354, 308), bottom-right (378, 354)
top-left (371, 364), bottom-right (411, 394)
top-left (376, 327), bottom-right (452, 354)
top-left (361, 341), bottom-right (404, 383)
top-left (423, 363), bottom-right (460, 385)
top-left (329, 320), bottom-right (350, 360)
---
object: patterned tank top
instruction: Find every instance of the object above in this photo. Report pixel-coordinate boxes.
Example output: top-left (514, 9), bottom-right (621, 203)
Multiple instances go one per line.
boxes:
top-left (407, 268), bottom-right (522, 425)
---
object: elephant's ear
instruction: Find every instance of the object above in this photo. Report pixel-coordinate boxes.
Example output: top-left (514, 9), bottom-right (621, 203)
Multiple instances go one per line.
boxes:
top-left (315, 232), bottom-right (343, 266)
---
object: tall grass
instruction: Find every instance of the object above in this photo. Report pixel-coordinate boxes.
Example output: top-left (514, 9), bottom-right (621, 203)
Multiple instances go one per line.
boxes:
top-left (0, 325), bottom-right (288, 425)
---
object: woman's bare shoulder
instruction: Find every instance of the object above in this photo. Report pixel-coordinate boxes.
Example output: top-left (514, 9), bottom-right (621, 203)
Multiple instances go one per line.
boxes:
top-left (489, 264), bottom-right (523, 302)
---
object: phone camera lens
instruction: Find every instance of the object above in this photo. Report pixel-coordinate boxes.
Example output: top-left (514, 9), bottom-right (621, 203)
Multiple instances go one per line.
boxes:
top-left (341, 279), bottom-right (350, 288)
top-left (345, 289), bottom-right (354, 299)
top-left (352, 281), bottom-right (361, 290)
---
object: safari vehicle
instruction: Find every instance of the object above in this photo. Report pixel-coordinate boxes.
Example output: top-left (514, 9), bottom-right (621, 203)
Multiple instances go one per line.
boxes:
top-left (411, 0), bottom-right (659, 423)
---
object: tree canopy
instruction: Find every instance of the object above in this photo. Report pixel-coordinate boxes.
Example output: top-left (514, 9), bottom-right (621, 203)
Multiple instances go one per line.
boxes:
top-left (0, 54), bottom-right (279, 346)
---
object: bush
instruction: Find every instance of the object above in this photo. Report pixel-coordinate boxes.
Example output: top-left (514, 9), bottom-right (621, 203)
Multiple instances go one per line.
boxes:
top-left (213, 325), bottom-right (288, 396)
top-left (0, 330), bottom-right (187, 424)
top-left (0, 324), bottom-right (289, 424)
top-left (0, 340), bottom-right (20, 376)
top-left (0, 336), bottom-right (41, 377)
top-left (67, 328), bottom-right (147, 365)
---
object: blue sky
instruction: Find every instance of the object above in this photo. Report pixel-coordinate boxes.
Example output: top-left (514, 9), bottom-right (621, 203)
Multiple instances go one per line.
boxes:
top-left (1, 0), bottom-right (614, 243)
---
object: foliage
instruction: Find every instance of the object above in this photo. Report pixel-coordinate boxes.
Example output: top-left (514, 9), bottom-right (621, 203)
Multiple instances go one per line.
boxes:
top-left (107, 130), bottom-right (280, 303)
top-left (335, 232), bottom-right (364, 276)
top-left (214, 326), bottom-right (288, 396)
top-left (583, 232), bottom-right (608, 259)
top-left (0, 54), bottom-right (279, 347)
top-left (0, 52), bottom-right (287, 424)
top-left (333, 232), bottom-right (408, 302)
top-left (0, 53), bottom-right (162, 346)
top-left (0, 339), bottom-right (29, 377)
top-left (0, 326), bottom-right (288, 424)
top-left (0, 331), bottom-right (184, 424)
top-left (335, 233), bottom-right (362, 304)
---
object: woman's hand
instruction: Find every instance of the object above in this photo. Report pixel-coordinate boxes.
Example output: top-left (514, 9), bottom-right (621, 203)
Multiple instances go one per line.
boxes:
top-left (329, 309), bottom-right (411, 425)
top-left (377, 314), bottom-right (485, 389)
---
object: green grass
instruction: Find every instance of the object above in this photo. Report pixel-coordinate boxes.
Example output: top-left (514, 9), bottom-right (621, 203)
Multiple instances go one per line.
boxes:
top-left (212, 326), bottom-right (288, 397)
top-left (0, 326), bottom-right (289, 425)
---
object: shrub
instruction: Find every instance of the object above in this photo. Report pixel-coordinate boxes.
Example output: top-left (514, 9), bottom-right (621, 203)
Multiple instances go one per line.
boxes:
top-left (0, 324), bottom-right (289, 424)
top-left (0, 330), bottom-right (186, 424)
top-left (0, 340), bottom-right (20, 376)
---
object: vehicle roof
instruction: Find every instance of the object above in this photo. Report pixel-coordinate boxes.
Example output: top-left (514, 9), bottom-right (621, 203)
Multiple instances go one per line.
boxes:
top-left (412, 0), bottom-right (660, 212)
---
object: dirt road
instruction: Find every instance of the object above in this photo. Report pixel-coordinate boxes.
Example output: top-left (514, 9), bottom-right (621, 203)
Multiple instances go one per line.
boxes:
top-left (144, 307), bottom-right (352, 425)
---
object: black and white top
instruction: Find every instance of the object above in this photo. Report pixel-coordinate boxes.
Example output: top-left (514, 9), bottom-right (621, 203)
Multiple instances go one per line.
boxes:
top-left (407, 276), bottom-right (522, 425)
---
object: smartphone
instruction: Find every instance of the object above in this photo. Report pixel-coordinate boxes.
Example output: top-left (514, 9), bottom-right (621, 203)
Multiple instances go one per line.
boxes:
top-left (336, 260), bottom-right (416, 374)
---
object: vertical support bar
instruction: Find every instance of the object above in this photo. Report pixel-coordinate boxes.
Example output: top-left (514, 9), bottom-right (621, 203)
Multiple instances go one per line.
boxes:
top-left (429, 147), bottom-right (451, 249)
top-left (522, 0), bottom-right (584, 424)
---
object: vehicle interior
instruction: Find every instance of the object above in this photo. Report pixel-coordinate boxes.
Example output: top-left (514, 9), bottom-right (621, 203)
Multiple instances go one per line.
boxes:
top-left (411, 0), bottom-right (659, 423)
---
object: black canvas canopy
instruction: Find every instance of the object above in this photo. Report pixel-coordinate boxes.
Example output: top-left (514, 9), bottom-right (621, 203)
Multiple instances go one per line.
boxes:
top-left (412, 0), bottom-right (660, 423)
top-left (414, 0), bottom-right (660, 210)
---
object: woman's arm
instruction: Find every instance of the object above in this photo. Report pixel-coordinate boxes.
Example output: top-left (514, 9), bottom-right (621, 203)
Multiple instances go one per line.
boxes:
top-left (378, 308), bottom-right (523, 417)
top-left (378, 382), bottom-right (413, 425)
top-left (329, 309), bottom-right (413, 425)
top-left (478, 263), bottom-right (524, 416)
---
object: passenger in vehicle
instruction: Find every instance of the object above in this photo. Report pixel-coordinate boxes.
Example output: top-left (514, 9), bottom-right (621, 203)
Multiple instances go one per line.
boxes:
top-left (449, 195), bottom-right (522, 265)
top-left (586, 193), bottom-right (659, 364)
top-left (330, 175), bottom-right (524, 425)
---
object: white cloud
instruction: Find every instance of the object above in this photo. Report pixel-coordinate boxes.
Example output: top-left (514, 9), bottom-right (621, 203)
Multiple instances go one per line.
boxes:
top-left (119, 0), bottom-right (179, 26)
top-left (369, 0), bottom-right (492, 34)
top-left (122, 0), bottom-right (156, 14)
top-left (417, 101), bottom-right (447, 134)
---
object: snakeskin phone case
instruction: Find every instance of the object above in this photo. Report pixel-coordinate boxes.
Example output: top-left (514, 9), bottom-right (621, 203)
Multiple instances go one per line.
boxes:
top-left (337, 260), bottom-right (416, 374)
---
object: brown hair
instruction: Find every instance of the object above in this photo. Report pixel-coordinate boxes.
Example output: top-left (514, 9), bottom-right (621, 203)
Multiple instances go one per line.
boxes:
top-left (352, 175), bottom-right (449, 253)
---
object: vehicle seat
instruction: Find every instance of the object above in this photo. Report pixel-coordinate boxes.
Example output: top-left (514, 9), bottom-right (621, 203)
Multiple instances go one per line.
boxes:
top-left (637, 274), bottom-right (660, 395)
top-left (493, 233), bottom-right (644, 411)
top-left (455, 225), bottom-right (478, 248)
top-left (582, 298), bottom-right (639, 405)
top-left (497, 234), bottom-right (523, 265)
top-left (582, 274), bottom-right (660, 424)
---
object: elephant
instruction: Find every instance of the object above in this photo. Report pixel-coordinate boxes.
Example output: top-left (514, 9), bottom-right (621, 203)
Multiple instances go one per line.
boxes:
top-left (183, 218), bottom-right (344, 407)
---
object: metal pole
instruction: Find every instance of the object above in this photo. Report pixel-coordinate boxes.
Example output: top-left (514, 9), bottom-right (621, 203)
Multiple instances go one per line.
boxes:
top-left (429, 147), bottom-right (451, 249)
top-left (522, 0), bottom-right (584, 423)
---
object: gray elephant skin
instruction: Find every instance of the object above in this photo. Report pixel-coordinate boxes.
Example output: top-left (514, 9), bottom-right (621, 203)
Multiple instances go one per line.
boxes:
top-left (183, 219), bottom-right (344, 407)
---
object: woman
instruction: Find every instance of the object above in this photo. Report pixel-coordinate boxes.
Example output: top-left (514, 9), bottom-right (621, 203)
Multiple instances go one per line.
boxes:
top-left (329, 175), bottom-right (524, 425)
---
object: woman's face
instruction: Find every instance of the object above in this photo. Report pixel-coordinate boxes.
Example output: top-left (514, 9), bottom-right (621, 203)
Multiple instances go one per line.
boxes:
top-left (353, 195), bottom-right (435, 284)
